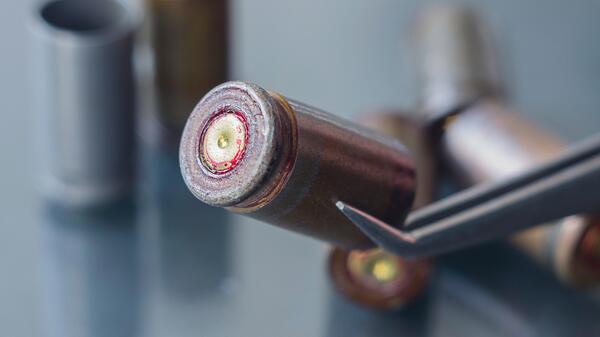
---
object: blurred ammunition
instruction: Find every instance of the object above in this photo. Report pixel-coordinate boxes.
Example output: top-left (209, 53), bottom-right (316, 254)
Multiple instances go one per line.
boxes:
top-left (327, 112), bottom-right (433, 310)
top-left (412, 5), bottom-right (500, 118)
top-left (30, 0), bottom-right (137, 207)
top-left (441, 101), bottom-right (600, 285)
top-left (328, 247), bottom-right (430, 310)
top-left (180, 81), bottom-right (416, 249)
top-left (413, 5), bottom-right (600, 285)
top-left (145, 0), bottom-right (228, 140)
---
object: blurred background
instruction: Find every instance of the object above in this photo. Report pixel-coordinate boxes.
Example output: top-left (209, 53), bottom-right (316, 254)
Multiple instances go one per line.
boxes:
top-left (1, 0), bottom-right (600, 336)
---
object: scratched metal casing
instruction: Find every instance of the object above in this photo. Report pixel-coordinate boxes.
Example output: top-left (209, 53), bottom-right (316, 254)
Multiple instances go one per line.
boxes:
top-left (180, 82), bottom-right (416, 249)
top-left (145, 0), bottom-right (228, 140)
top-left (359, 112), bottom-right (437, 209)
top-left (441, 100), bottom-right (600, 285)
top-left (30, 0), bottom-right (137, 207)
top-left (326, 112), bottom-right (433, 310)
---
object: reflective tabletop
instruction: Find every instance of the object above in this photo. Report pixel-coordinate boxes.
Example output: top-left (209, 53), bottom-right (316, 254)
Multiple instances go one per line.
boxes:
top-left (28, 144), bottom-right (600, 337)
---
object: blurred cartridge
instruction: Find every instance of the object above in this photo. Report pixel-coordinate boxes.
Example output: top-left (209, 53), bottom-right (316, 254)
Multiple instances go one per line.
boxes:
top-left (358, 112), bottom-right (437, 209)
top-left (412, 5), bottom-right (500, 118)
top-left (145, 0), bottom-right (228, 140)
top-left (327, 112), bottom-right (433, 310)
top-left (31, 0), bottom-right (137, 207)
top-left (441, 101), bottom-right (600, 285)
top-left (413, 5), bottom-right (600, 285)
top-left (180, 81), bottom-right (416, 249)
top-left (328, 247), bottom-right (430, 310)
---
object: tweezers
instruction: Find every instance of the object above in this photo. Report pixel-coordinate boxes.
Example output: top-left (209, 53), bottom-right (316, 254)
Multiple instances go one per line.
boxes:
top-left (337, 134), bottom-right (600, 258)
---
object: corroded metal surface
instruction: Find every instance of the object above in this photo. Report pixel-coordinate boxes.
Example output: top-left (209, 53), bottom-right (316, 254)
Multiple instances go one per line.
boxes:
top-left (180, 82), bottom-right (416, 249)
top-left (413, 5), bottom-right (600, 285)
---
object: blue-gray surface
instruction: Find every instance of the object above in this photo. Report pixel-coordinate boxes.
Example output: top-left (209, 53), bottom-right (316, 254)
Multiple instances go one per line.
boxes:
top-left (1, 0), bottom-right (600, 336)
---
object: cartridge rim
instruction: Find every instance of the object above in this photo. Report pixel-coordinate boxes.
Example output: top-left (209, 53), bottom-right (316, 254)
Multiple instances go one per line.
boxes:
top-left (180, 81), bottom-right (295, 207)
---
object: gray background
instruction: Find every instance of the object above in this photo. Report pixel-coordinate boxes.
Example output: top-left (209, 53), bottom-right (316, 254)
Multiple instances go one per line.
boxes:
top-left (1, 0), bottom-right (599, 336)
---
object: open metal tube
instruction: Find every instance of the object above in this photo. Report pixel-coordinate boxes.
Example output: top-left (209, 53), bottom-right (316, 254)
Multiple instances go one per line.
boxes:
top-left (30, 0), bottom-right (138, 207)
top-left (144, 0), bottom-right (228, 141)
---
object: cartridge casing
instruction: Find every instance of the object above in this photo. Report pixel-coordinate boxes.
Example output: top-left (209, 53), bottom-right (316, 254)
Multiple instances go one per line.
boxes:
top-left (412, 5), bottom-right (600, 285)
top-left (31, 0), bottom-right (137, 207)
top-left (180, 82), bottom-right (416, 249)
top-left (326, 112), bottom-right (433, 310)
top-left (441, 100), bottom-right (600, 285)
top-left (145, 0), bottom-right (228, 139)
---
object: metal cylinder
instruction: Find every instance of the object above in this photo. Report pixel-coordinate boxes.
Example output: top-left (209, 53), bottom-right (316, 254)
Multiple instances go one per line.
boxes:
top-left (145, 0), bottom-right (228, 140)
top-left (180, 81), bottom-right (416, 249)
top-left (412, 5), bottom-right (500, 119)
top-left (441, 100), bottom-right (600, 285)
top-left (413, 5), bottom-right (600, 285)
top-left (31, 0), bottom-right (137, 207)
top-left (358, 112), bottom-right (436, 209)
top-left (326, 111), bottom-right (433, 310)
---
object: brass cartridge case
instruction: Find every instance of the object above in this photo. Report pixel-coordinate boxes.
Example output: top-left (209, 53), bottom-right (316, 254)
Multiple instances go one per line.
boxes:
top-left (441, 100), bottom-right (600, 285)
top-left (327, 112), bottom-right (433, 310)
top-left (146, 0), bottom-right (228, 138)
top-left (413, 5), bottom-right (600, 285)
top-left (180, 82), bottom-right (416, 249)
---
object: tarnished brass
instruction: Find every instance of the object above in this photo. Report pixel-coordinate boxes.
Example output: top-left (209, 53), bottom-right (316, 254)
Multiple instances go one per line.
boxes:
top-left (180, 82), bottom-right (416, 249)
top-left (441, 100), bottom-right (600, 285)
top-left (326, 111), bottom-right (433, 310)
top-left (413, 4), bottom-right (600, 285)
top-left (145, 0), bottom-right (228, 139)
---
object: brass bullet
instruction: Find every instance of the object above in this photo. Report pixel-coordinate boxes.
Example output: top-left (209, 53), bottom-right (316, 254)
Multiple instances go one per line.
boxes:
top-left (413, 4), bottom-right (600, 285)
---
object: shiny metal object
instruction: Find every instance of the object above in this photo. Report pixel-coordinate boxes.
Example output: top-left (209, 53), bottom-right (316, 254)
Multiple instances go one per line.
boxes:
top-left (338, 135), bottom-right (600, 257)
top-left (412, 5), bottom-right (600, 284)
top-left (327, 113), bottom-right (433, 310)
top-left (412, 5), bottom-right (500, 119)
top-left (358, 112), bottom-right (437, 209)
top-left (180, 81), bottom-right (416, 249)
top-left (145, 0), bottom-right (228, 140)
top-left (30, 0), bottom-right (137, 207)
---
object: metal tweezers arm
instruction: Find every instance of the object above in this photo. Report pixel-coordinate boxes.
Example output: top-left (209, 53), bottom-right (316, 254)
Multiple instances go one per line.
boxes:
top-left (337, 134), bottom-right (600, 258)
